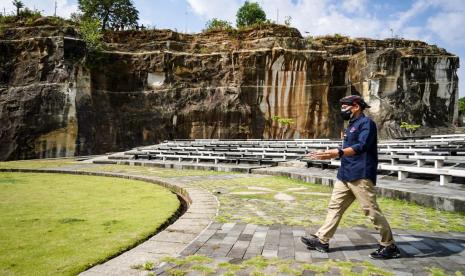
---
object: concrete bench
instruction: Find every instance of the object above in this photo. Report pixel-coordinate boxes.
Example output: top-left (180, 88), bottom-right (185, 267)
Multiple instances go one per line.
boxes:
top-left (379, 148), bottom-right (431, 155)
top-left (407, 155), bottom-right (465, 168)
top-left (379, 163), bottom-right (465, 185)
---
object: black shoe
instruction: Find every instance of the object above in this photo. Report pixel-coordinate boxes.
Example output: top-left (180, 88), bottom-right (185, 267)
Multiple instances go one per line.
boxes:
top-left (369, 244), bottom-right (401, 259)
top-left (300, 234), bottom-right (329, 253)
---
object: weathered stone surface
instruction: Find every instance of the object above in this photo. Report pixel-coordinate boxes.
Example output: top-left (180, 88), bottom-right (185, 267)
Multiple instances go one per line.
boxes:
top-left (0, 24), bottom-right (459, 160)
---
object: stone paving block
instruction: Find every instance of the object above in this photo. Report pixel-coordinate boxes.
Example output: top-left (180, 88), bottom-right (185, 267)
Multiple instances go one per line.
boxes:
top-left (209, 222), bottom-right (223, 230)
top-left (141, 241), bottom-right (186, 255)
top-left (327, 245), bottom-right (346, 261)
top-left (293, 236), bottom-right (308, 252)
top-left (263, 242), bottom-right (279, 251)
top-left (222, 236), bottom-right (239, 245)
top-left (256, 226), bottom-right (269, 232)
top-left (278, 246), bottom-right (294, 259)
top-left (302, 270), bottom-right (317, 276)
top-left (295, 251), bottom-right (312, 262)
top-left (449, 255), bottom-right (465, 265)
top-left (242, 224), bottom-right (258, 235)
top-left (345, 231), bottom-right (362, 240)
top-left (227, 240), bottom-right (250, 259)
top-left (195, 229), bottom-right (217, 243)
top-left (439, 242), bottom-right (464, 253)
top-left (180, 241), bottom-right (203, 256)
top-left (165, 224), bottom-right (207, 234)
top-left (238, 234), bottom-right (253, 241)
top-left (387, 259), bottom-right (408, 270)
top-left (342, 249), bottom-right (362, 261)
top-left (332, 234), bottom-right (350, 242)
top-left (367, 258), bottom-right (387, 268)
top-left (431, 257), bottom-right (465, 272)
top-left (229, 223), bottom-right (247, 234)
top-left (150, 231), bottom-right (198, 244)
top-left (211, 243), bottom-right (234, 257)
top-left (210, 233), bottom-right (227, 240)
top-left (217, 222), bottom-right (236, 233)
top-left (251, 231), bottom-right (267, 243)
top-left (310, 251), bottom-right (328, 259)
top-left (262, 249), bottom-right (278, 259)
top-left (399, 244), bottom-right (422, 256)
top-left (281, 225), bottom-right (293, 234)
top-left (265, 229), bottom-right (280, 240)
top-left (269, 224), bottom-right (281, 230)
top-left (292, 229), bottom-right (306, 237)
top-left (279, 233), bottom-right (294, 247)
top-left (418, 237), bottom-right (441, 249)
top-left (408, 241), bottom-right (433, 252)
top-left (243, 252), bottom-right (260, 259)
top-left (397, 234), bottom-right (422, 242)
top-left (204, 238), bottom-right (223, 246)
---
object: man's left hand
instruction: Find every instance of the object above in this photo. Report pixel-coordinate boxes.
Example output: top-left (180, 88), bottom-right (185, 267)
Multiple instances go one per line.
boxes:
top-left (307, 149), bottom-right (339, 160)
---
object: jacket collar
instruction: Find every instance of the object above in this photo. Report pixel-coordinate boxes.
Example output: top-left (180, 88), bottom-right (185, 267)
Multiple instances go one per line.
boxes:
top-left (349, 112), bottom-right (365, 125)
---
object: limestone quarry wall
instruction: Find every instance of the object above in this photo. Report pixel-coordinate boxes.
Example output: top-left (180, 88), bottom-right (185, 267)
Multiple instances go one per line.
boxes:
top-left (0, 25), bottom-right (459, 160)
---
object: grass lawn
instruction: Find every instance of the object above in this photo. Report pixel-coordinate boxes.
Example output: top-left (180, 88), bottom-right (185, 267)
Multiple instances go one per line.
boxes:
top-left (0, 172), bottom-right (180, 276)
top-left (0, 160), bottom-right (235, 178)
top-left (0, 159), bottom-right (78, 169)
top-left (192, 176), bottom-right (465, 233)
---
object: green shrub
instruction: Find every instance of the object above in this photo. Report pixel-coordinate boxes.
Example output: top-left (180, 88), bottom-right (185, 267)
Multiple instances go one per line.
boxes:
top-left (79, 17), bottom-right (103, 50)
top-left (204, 18), bottom-right (233, 32)
top-left (400, 121), bottom-right (421, 135)
top-left (458, 97), bottom-right (465, 114)
top-left (284, 15), bottom-right (292, 26)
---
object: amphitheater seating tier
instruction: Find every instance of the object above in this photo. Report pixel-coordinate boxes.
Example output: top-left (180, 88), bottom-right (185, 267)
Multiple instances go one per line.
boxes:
top-left (100, 134), bottom-right (465, 185)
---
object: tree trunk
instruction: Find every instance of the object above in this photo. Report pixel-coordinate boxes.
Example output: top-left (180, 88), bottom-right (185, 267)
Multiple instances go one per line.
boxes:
top-left (101, 10), bottom-right (110, 31)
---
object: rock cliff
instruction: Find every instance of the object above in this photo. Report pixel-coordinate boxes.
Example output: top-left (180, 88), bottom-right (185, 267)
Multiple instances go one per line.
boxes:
top-left (0, 22), bottom-right (459, 160)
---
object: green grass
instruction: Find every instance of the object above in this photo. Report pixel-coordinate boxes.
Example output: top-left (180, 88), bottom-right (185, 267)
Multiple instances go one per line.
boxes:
top-left (192, 176), bottom-right (465, 232)
top-left (0, 172), bottom-right (180, 276)
top-left (0, 159), bottom-right (78, 169)
top-left (84, 164), bottom-right (236, 178)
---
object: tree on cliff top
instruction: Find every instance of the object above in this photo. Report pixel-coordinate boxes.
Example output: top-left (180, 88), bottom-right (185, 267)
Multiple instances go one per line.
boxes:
top-left (12, 0), bottom-right (24, 16)
top-left (236, 1), bottom-right (267, 28)
top-left (78, 0), bottom-right (139, 31)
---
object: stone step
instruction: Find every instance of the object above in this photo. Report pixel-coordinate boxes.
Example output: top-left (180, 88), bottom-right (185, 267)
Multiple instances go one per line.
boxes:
top-left (277, 160), bottom-right (307, 168)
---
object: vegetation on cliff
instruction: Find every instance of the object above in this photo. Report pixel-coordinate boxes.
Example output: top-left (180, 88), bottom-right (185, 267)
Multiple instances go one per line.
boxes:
top-left (236, 1), bottom-right (267, 27)
top-left (77, 0), bottom-right (139, 31)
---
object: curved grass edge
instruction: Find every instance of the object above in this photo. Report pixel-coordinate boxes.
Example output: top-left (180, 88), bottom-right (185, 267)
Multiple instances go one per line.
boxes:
top-left (0, 168), bottom-right (192, 274)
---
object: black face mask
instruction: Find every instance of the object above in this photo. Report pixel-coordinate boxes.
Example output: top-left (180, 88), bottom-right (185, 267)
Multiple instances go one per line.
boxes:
top-left (340, 107), bottom-right (353, 121)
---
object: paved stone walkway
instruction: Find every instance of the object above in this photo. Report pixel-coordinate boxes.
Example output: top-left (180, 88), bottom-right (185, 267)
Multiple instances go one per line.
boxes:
top-left (160, 223), bottom-right (465, 275)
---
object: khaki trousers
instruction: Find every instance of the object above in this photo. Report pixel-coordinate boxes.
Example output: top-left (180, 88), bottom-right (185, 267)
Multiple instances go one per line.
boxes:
top-left (316, 179), bottom-right (394, 246)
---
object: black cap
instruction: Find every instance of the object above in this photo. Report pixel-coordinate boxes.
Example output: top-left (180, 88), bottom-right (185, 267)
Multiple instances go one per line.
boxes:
top-left (339, 95), bottom-right (371, 109)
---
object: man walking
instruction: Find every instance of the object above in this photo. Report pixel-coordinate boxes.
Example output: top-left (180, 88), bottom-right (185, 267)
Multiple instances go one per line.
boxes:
top-left (301, 95), bottom-right (400, 259)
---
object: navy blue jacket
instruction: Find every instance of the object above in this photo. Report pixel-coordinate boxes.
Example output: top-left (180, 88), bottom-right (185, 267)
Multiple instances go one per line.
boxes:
top-left (337, 113), bottom-right (378, 185)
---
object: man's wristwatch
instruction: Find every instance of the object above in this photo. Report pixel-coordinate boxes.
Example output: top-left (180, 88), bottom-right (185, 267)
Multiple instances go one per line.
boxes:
top-left (338, 148), bottom-right (344, 158)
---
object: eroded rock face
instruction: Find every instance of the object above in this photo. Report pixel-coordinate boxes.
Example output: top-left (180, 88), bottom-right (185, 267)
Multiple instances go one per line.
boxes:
top-left (0, 24), bottom-right (459, 160)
